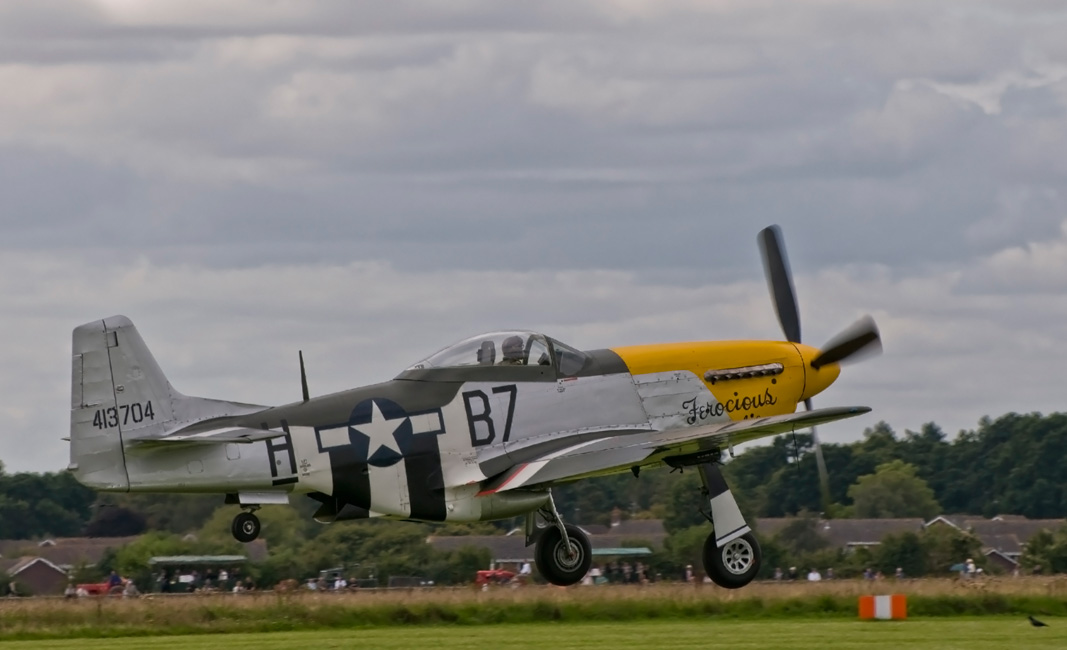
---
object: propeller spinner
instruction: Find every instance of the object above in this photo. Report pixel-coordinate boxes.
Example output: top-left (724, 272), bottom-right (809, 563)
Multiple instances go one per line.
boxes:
top-left (757, 225), bottom-right (882, 515)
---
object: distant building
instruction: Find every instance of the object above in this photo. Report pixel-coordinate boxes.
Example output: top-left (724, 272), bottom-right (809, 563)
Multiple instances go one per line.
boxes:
top-left (0, 535), bottom-right (268, 593)
top-left (925, 515), bottom-right (1065, 570)
top-left (428, 515), bottom-right (1065, 576)
top-left (756, 518), bottom-right (925, 552)
top-left (1, 556), bottom-right (68, 595)
top-left (0, 536), bottom-right (139, 574)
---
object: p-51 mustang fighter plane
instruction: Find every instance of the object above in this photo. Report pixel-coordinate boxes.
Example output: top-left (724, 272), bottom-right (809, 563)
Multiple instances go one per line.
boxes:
top-left (68, 226), bottom-right (880, 589)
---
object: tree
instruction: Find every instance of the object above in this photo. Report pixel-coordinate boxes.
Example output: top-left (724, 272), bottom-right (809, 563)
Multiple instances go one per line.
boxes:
top-left (113, 531), bottom-right (204, 589)
top-left (554, 466), bottom-right (677, 526)
top-left (847, 460), bottom-right (940, 519)
top-left (198, 505), bottom-right (313, 553)
top-left (663, 525), bottom-right (707, 577)
top-left (430, 521), bottom-right (501, 536)
top-left (922, 524), bottom-right (984, 576)
top-left (424, 545), bottom-right (491, 585)
top-left (293, 520), bottom-right (480, 585)
top-left (662, 470), bottom-right (704, 534)
top-left (1020, 525), bottom-right (1067, 574)
top-left (755, 536), bottom-right (790, 579)
top-left (83, 506), bottom-right (147, 537)
top-left (874, 531), bottom-right (927, 577)
top-left (109, 493), bottom-right (228, 534)
top-left (0, 471), bottom-right (96, 538)
top-left (773, 515), bottom-right (830, 557)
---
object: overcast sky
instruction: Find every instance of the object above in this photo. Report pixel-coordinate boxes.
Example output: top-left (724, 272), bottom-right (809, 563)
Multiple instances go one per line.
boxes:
top-left (2, 1), bottom-right (1066, 473)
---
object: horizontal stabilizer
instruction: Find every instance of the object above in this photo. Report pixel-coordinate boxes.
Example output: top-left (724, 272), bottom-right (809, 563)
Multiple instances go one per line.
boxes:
top-left (71, 315), bottom-right (268, 489)
top-left (127, 427), bottom-right (280, 446)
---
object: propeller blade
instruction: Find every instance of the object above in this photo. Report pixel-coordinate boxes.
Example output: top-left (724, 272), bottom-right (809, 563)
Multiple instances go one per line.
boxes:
top-left (758, 225), bottom-right (802, 344)
top-left (804, 398), bottom-right (832, 518)
top-left (810, 315), bottom-right (882, 369)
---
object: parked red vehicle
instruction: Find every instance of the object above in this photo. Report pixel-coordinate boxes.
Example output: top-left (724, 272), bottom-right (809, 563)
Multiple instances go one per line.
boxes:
top-left (474, 569), bottom-right (516, 586)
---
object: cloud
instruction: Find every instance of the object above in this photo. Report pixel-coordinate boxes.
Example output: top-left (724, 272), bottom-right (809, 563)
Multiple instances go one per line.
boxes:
top-left (6, 225), bottom-right (1067, 472)
top-left (1, 1), bottom-right (1067, 471)
top-left (967, 219), bottom-right (1067, 293)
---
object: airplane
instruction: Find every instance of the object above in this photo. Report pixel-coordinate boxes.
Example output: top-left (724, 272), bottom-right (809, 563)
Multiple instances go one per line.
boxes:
top-left (67, 225), bottom-right (880, 589)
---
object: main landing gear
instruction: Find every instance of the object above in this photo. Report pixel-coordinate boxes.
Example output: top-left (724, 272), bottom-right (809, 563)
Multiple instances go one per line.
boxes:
top-left (695, 460), bottom-right (761, 588)
top-left (526, 491), bottom-right (591, 586)
top-left (665, 449), bottom-right (761, 588)
top-left (231, 507), bottom-right (261, 543)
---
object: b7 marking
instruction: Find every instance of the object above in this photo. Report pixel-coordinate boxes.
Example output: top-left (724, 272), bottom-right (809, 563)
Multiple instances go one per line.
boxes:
top-left (462, 385), bottom-right (517, 447)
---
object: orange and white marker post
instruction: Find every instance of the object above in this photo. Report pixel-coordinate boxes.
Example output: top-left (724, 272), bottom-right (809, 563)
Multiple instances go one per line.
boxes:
top-left (858, 594), bottom-right (907, 620)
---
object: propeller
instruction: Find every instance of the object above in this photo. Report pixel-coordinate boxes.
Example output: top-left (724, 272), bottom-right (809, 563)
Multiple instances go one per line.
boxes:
top-left (810, 315), bottom-right (881, 369)
top-left (757, 225), bottom-right (882, 517)
top-left (803, 397), bottom-right (831, 516)
top-left (757, 226), bottom-right (801, 344)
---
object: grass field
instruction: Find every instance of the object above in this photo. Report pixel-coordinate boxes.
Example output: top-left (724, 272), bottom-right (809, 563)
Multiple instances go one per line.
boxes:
top-left (2, 580), bottom-right (1066, 641)
top-left (0, 619), bottom-right (1064, 650)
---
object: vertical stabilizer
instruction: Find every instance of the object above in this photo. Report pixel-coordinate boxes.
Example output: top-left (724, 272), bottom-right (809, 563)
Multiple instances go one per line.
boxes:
top-left (70, 316), bottom-right (150, 490)
top-left (70, 316), bottom-right (269, 492)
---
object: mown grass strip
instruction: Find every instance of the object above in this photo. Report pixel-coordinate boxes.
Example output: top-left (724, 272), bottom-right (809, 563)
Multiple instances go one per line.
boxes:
top-left (1, 619), bottom-right (1067, 650)
top-left (2, 586), bottom-right (1067, 641)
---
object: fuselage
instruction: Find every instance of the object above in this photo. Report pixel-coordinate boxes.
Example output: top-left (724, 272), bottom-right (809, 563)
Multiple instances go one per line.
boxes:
top-left (112, 344), bottom-right (836, 521)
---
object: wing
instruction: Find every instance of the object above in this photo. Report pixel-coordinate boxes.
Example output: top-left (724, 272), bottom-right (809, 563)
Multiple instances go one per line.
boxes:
top-left (478, 405), bottom-right (870, 494)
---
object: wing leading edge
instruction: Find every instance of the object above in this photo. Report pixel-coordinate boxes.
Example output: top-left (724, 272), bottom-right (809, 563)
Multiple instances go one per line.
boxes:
top-left (478, 405), bottom-right (871, 495)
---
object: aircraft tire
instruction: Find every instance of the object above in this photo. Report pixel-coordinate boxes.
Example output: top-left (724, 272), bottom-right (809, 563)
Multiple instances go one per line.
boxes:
top-left (232, 512), bottom-right (261, 543)
top-left (535, 524), bottom-right (592, 586)
top-left (703, 531), bottom-right (761, 589)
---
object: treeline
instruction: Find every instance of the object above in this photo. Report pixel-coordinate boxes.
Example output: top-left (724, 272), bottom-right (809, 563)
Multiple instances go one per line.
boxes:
top-left (74, 510), bottom-right (492, 590)
top-left (3, 412), bottom-right (1066, 539)
top-left (553, 412), bottom-right (1067, 526)
top-left (0, 412), bottom-right (1065, 586)
top-left (0, 468), bottom-right (95, 538)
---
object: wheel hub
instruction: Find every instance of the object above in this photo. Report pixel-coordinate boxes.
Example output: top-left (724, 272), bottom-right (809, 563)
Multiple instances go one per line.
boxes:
top-left (554, 541), bottom-right (583, 570)
top-left (721, 538), bottom-right (755, 575)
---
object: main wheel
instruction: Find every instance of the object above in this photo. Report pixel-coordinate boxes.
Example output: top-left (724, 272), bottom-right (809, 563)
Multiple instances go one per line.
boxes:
top-left (231, 512), bottom-right (261, 543)
top-left (535, 524), bottom-right (592, 586)
top-left (703, 531), bottom-right (761, 589)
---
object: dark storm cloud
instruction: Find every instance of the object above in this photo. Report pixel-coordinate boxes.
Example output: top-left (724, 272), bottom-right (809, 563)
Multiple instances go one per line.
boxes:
top-left (2, 1), bottom-right (1062, 276)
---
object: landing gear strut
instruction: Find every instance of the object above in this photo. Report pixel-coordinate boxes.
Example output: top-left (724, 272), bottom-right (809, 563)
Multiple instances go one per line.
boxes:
top-left (231, 507), bottom-right (261, 543)
top-left (695, 459), bottom-right (761, 588)
top-left (527, 491), bottom-right (591, 586)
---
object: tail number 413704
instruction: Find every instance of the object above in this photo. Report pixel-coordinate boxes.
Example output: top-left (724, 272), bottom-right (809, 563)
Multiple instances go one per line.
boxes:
top-left (92, 401), bottom-right (156, 429)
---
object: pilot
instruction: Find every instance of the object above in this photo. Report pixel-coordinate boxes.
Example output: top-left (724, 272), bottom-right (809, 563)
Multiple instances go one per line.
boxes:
top-left (499, 335), bottom-right (525, 365)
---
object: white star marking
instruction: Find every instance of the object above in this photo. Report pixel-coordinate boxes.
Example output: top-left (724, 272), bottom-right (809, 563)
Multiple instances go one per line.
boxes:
top-left (353, 400), bottom-right (407, 456)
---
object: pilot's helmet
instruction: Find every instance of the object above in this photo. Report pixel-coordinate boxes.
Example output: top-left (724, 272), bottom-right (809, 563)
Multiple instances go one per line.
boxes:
top-left (502, 335), bottom-right (524, 360)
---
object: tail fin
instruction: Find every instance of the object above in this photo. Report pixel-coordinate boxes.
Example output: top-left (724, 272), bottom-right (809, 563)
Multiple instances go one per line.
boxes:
top-left (69, 316), bottom-right (264, 491)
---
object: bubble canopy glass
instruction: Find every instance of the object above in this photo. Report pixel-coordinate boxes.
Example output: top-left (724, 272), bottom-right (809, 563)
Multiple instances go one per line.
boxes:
top-left (408, 331), bottom-right (588, 374)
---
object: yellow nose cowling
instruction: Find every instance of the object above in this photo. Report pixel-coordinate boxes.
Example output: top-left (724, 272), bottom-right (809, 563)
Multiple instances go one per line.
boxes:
top-left (795, 343), bottom-right (841, 402)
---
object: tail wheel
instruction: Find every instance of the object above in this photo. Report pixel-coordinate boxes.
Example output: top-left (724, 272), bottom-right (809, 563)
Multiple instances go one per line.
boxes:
top-left (232, 512), bottom-right (261, 543)
top-left (703, 531), bottom-right (761, 589)
top-left (535, 524), bottom-right (592, 586)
